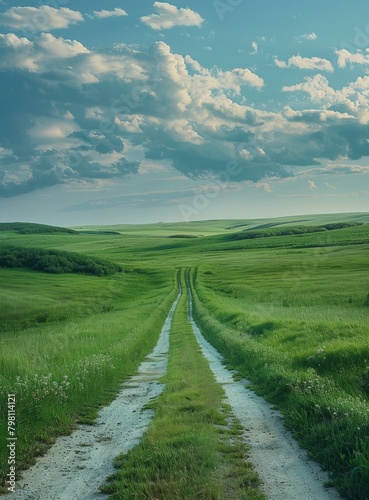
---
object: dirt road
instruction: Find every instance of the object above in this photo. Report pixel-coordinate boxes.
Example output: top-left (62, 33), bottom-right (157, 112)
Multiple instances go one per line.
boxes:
top-left (187, 283), bottom-right (341, 500)
top-left (12, 293), bottom-right (181, 500)
top-left (12, 282), bottom-right (343, 499)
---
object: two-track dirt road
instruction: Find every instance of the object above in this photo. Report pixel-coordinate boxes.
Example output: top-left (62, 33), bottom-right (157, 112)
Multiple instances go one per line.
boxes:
top-left (12, 293), bottom-right (181, 499)
top-left (187, 282), bottom-right (341, 500)
top-left (11, 281), bottom-right (341, 499)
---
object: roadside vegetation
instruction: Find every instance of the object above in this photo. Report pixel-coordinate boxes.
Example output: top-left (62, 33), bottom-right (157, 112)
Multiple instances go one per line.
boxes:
top-left (102, 276), bottom-right (264, 499)
top-left (189, 243), bottom-right (369, 499)
top-left (0, 266), bottom-right (176, 489)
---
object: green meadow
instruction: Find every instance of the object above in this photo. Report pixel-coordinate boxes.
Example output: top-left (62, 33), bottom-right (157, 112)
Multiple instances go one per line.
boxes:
top-left (0, 213), bottom-right (369, 498)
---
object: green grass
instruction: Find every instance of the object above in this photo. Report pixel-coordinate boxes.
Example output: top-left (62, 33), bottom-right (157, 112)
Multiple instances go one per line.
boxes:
top-left (0, 271), bottom-right (176, 486)
top-left (102, 274), bottom-right (264, 499)
top-left (1, 213), bottom-right (369, 498)
top-left (0, 267), bottom-right (171, 331)
top-left (189, 246), bottom-right (369, 499)
top-left (74, 212), bottom-right (369, 235)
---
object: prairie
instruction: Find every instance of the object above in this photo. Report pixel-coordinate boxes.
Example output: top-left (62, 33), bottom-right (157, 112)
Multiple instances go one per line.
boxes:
top-left (0, 213), bottom-right (368, 498)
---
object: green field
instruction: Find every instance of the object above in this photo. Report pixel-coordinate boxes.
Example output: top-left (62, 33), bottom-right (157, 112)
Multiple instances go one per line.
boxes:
top-left (1, 213), bottom-right (369, 498)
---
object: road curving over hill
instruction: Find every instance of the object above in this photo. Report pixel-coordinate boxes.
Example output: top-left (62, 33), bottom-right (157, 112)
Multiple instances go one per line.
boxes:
top-left (187, 278), bottom-right (342, 500)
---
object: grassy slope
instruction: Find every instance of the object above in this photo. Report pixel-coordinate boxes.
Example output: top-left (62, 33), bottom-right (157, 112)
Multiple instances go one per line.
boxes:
top-left (0, 284), bottom-right (177, 487)
top-left (188, 243), bottom-right (369, 498)
top-left (1, 213), bottom-right (369, 497)
top-left (0, 267), bottom-right (169, 331)
top-left (0, 228), bottom-right (176, 488)
top-left (74, 212), bottom-right (369, 235)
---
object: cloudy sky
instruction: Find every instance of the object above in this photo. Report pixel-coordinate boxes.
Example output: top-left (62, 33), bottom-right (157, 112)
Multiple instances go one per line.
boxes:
top-left (1, 0), bottom-right (369, 225)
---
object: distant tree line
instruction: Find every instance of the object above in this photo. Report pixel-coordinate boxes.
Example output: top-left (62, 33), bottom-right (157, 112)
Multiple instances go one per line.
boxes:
top-left (0, 245), bottom-right (122, 276)
top-left (0, 222), bottom-right (78, 234)
top-left (228, 222), bottom-right (364, 241)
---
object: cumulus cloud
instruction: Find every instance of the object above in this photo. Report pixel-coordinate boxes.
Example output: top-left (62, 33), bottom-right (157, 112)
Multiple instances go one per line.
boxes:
top-left (282, 74), bottom-right (337, 101)
top-left (0, 33), bottom-right (90, 71)
top-left (141, 2), bottom-right (204, 30)
top-left (2, 36), bottom-right (369, 198)
top-left (0, 33), bottom-right (145, 83)
top-left (0, 37), bottom-right (269, 196)
top-left (27, 116), bottom-right (81, 151)
top-left (308, 180), bottom-right (317, 189)
top-left (275, 55), bottom-right (334, 72)
top-left (0, 6), bottom-right (83, 32)
top-left (92, 8), bottom-right (128, 19)
top-left (282, 73), bottom-right (369, 124)
top-left (336, 49), bottom-right (369, 68)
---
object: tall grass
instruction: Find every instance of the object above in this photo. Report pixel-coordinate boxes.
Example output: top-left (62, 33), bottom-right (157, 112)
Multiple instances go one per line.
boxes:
top-left (2, 215), bottom-right (369, 496)
top-left (190, 267), bottom-right (369, 499)
top-left (0, 277), bottom-right (176, 488)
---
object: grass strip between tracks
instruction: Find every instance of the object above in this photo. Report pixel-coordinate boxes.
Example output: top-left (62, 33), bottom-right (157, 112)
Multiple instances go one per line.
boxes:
top-left (101, 276), bottom-right (264, 499)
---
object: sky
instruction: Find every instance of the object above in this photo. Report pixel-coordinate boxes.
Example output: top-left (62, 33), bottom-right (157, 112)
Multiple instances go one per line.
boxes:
top-left (1, 0), bottom-right (369, 225)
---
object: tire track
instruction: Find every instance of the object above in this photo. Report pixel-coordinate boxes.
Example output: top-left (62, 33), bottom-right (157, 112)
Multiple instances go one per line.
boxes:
top-left (187, 279), bottom-right (342, 500)
top-left (12, 291), bottom-right (181, 500)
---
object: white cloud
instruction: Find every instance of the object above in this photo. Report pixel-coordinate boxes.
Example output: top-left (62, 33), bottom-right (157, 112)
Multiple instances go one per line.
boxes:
top-left (282, 74), bottom-right (337, 101)
top-left (85, 107), bottom-right (105, 120)
top-left (274, 59), bottom-right (288, 69)
top-left (0, 146), bottom-right (13, 159)
top-left (141, 2), bottom-right (204, 30)
top-left (308, 180), bottom-right (317, 189)
top-left (163, 119), bottom-right (204, 144)
top-left (296, 32), bottom-right (318, 42)
top-left (92, 8), bottom-right (128, 19)
top-left (283, 106), bottom-right (354, 123)
top-left (115, 115), bottom-right (143, 134)
top-left (336, 49), bottom-right (369, 68)
top-left (350, 75), bottom-right (369, 91)
top-left (4, 38), bottom-right (369, 197)
top-left (0, 33), bottom-right (89, 71)
top-left (0, 33), bottom-right (146, 84)
top-left (36, 33), bottom-right (90, 59)
top-left (275, 55), bottom-right (334, 72)
top-left (240, 149), bottom-right (253, 160)
top-left (250, 41), bottom-right (258, 55)
top-left (282, 72), bottom-right (369, 127)
top-left (0, 6), bottom-right (83, 32)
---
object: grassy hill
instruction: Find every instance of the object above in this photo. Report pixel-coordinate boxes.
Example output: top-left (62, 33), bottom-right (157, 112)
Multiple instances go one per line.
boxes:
top-left (1, 212), bottom-right (369, 498)
top-left (72, 212), bottom-right (369, 236)
top-left (0, 222), bottom-right (78, 235)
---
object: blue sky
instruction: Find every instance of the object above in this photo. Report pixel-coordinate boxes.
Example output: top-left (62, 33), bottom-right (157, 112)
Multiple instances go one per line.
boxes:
top-left (1, 0), bottom-right (369, 225)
